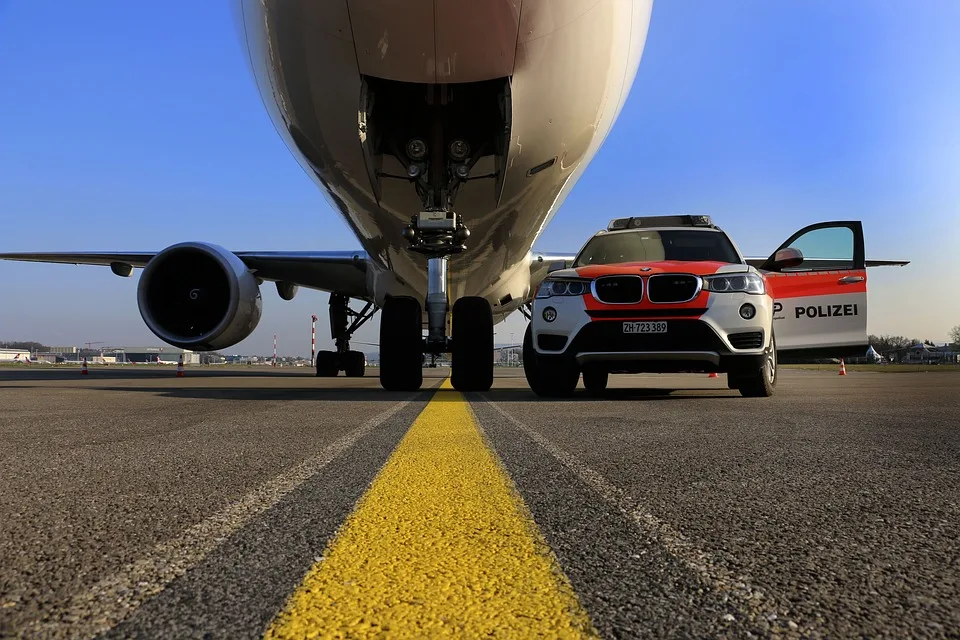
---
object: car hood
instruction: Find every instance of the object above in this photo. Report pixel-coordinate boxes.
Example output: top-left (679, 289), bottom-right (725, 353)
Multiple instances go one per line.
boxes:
top-left (568, 261), bottom-right (750, 279)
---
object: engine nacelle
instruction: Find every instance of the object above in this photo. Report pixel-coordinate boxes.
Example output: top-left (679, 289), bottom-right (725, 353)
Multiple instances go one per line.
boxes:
top-left (137, 242), bottom-right (262, 351)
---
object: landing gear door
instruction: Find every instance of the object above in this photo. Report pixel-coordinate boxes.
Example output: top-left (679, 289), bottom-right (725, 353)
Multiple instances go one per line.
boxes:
top-left (760, 221), bottom-right (867, 359)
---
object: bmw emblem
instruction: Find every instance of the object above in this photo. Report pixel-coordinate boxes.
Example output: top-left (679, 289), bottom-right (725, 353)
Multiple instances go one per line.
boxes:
top-left (639, 267), bottom-right (652, 272)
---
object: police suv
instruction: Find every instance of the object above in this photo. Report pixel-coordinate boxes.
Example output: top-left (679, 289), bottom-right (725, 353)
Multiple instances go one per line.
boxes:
top-left (524, 215), bottom-right (884, 397)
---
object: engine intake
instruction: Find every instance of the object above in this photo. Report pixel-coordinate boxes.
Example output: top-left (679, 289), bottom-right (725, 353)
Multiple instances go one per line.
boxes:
top-left (137, 242), bottom-right (262, 351)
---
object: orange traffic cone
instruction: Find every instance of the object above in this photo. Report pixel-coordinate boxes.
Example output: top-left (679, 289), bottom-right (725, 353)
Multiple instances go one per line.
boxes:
top-left (838, 359), bottom-right (847, 376)
top-left (81, 358), bottom-right (88, 376)
top-left (707, 372), bottom-right (719, 378)
top-left (176, 356), bottom-right (185, 378)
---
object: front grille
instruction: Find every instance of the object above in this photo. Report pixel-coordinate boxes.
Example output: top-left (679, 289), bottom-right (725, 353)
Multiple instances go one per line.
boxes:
top-left (647, 274), bottom-right (701, 303)
top-left (593, 276), bottom-right (643, 304)
top-left (537, 334), bottom-right (568, 351)
top-left (586, 308), bottom-right (706, 319)
top-left (728, 331), bottom-right (764, 350)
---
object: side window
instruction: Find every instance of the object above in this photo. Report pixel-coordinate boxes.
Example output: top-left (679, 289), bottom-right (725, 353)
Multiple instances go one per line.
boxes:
top-left (784, 226), bottom-right (854, 271)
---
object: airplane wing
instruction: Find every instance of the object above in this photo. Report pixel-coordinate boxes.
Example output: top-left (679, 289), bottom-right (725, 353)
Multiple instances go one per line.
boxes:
top-left (744, 257), bottom-right (911, 269)
top-left (0, 250), bottom-right (373, 299)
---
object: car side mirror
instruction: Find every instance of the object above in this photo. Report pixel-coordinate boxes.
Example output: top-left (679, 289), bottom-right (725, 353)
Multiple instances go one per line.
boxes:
top-left (547, 260), bottom-right (566, 274)
top-left (772, 247), bottom-right (804, 270)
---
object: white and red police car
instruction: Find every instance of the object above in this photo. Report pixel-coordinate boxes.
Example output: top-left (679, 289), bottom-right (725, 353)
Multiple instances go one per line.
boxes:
top-left (524, 215), bottom-right (895, 397)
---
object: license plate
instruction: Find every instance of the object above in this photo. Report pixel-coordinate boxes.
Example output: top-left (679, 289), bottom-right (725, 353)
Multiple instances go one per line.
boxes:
top-left (622, 321), bottom-right (667, 334)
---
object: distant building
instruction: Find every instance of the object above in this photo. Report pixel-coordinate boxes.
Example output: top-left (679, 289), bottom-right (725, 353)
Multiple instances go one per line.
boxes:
top-left (47, 346), bottom-right (78, 354)
top-left (900, 343), bottom-right (959, 365)
top-left (0, 349), bottom-right (31, 362)
top-left (494, 345), bottom-right (522, 367)
top-left (102, 347), bottom-right (200, 365)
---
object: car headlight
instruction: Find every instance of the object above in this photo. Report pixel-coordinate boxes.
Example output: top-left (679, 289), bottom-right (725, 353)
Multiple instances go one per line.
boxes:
top-left (536, 278), bottom-right (591, 298)
top-left (703, 273), bottom-right (765, 294)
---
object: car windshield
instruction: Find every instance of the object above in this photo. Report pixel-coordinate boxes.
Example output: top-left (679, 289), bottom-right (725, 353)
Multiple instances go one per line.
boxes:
top-left (573, 229), bottom-right (742, 266)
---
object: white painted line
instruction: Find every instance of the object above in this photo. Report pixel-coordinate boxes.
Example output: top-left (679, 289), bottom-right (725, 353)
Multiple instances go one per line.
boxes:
top-left (480, 397), bottom-right (815, 636)
top-left (36, 398), bottom-right (413, 640)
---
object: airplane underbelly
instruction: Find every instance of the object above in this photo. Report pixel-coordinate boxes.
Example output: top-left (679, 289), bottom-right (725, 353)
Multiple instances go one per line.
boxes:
top-left (236, 0), bottom-right (652, 312)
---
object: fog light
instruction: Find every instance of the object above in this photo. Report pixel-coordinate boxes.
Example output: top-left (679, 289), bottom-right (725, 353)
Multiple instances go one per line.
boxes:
top-left (739, 303), bottom-right (756, 320)
top-left (542, 306), bottom-right (557, 323)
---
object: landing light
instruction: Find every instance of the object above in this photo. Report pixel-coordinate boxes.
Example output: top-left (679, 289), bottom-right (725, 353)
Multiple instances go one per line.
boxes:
top-left (406, 138), bottom-right (427, 160)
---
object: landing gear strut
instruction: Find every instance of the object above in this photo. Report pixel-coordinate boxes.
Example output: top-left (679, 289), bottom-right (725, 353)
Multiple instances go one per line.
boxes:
top-left (315, 294), bottom-right (376, 378)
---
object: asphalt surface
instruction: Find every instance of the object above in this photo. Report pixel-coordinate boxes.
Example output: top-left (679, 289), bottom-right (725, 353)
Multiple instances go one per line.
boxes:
top-left (0, 366), bottom-right (957, 638)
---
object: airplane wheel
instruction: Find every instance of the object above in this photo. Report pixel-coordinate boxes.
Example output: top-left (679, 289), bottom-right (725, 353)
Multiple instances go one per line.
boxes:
top-left (380, 296), bottom-right (423, 391)
top-left (451, 297), bottom-right (494, 392)
top-left (739, 334), bottom-right (777, 397)
top-left (343, 350), bottom-right (366, 377)
top-left (315, 351), bottom-right (339, 377)
top-left (582, 367), bottom-right (608, 394)
top-left (523, 324), bottom-right (579, 398)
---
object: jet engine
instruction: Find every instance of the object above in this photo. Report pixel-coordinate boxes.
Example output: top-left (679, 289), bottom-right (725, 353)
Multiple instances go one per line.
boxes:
top-left (137, 242), bottom-right (262, 351)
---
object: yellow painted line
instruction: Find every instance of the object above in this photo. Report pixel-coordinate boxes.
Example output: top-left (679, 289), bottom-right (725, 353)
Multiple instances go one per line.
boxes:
top-left (265, 380), bottom-right (597, 639)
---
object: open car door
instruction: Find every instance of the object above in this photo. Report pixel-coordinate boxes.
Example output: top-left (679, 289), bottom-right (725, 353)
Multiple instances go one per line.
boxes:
top-left (759, 221), bottom-right (869, 360)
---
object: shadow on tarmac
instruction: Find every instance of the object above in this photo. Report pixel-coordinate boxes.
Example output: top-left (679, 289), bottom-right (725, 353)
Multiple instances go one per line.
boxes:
top-left (59, 387), bottom-right (739, 402)
top-left (0, 368), bottom-right (740, 401)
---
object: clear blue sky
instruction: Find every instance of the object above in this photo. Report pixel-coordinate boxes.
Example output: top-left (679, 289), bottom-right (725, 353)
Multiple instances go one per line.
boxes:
top-left (2, 1), bottom-right (958, 355)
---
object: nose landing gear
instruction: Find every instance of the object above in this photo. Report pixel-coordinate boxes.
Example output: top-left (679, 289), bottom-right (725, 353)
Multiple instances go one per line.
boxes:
top-left (377, 209), bottom-right (495, 393)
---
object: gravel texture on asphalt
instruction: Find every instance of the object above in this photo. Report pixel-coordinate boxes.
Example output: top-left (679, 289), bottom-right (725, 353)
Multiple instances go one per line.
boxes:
top-left (0, 367), bottom-right (957, 639)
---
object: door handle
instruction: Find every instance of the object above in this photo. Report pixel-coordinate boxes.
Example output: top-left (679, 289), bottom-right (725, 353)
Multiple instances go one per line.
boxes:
top-left (838, 275), bottom-right (865, 285)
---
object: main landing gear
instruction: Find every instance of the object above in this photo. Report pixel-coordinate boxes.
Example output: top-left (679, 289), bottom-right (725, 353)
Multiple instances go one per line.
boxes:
top-left (315, 293), bottom-right (376, 378)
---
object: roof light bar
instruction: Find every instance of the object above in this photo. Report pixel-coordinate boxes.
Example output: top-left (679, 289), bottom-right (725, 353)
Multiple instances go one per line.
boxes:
top-left (606, 215), bottom-right (713, 231)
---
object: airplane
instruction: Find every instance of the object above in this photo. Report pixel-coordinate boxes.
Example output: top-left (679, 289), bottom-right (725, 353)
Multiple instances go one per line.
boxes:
top-left (0, 1), bottom-right (906, 393)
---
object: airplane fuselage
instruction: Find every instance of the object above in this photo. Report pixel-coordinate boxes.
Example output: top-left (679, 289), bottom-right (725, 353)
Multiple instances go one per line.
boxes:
top-left (236, 0), bottom-right (653, 320)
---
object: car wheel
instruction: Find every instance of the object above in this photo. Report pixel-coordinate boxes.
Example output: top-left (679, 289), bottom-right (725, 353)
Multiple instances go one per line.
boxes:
top-left (739, 334), bottom-right (777, 397)
top-left (582, 367), bottom-right (608, 394)
top-left (523, 324), bottom-right (579, 398)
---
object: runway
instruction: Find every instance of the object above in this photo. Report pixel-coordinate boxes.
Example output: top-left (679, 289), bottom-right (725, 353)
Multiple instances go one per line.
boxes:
top-left (0, 367), bottom-right (957, 638)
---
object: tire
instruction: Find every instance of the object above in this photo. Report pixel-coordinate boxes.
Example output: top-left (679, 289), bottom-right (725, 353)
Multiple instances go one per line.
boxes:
top-left (380, 296), bottom-right (423, 391)
top-left (315, 351), bottom-right (339, 377)
top-left (343, 350), bottom-right (366, 377)
top-left (739, 334), bottom-right (777, 397)
top-left (522, 324), bottom-right (579, 397)
top-left (451, 296), bottom-right (494, 392)
top-left (582, 366), bottom-right (608, 394)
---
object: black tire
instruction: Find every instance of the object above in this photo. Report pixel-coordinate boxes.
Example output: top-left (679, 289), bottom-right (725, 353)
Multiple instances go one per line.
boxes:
top-left (739, 334), bottom-right (778, 397)
top-left (343, 350), bottom-right (366, 377)
top-left (582, 367), bottom-right (608, 394)
top-left (522, 324), bottom-right (579, 397)
top-left (451, 296), bottom-right (494, 392)
top-left (380, 296), bottom-right (423, 391)
top-left (315, 351), bottom-right (339, 377)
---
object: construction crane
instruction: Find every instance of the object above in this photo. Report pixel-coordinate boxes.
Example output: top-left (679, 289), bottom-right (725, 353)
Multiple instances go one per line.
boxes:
top-left (82, 341), bottom-right (106, 359)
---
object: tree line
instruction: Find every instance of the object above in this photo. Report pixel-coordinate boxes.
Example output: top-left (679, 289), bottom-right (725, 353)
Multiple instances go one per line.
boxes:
top-left (0, 341), bottom-right (50, 352)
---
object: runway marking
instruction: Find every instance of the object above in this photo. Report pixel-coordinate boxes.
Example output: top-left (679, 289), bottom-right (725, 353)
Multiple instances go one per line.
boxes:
top-left (265, 381), bottom-right (597, 639)
top-left (480, 397), bottom-right (816, 637)
top-left (40, 398), bottom-right (415, 640)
